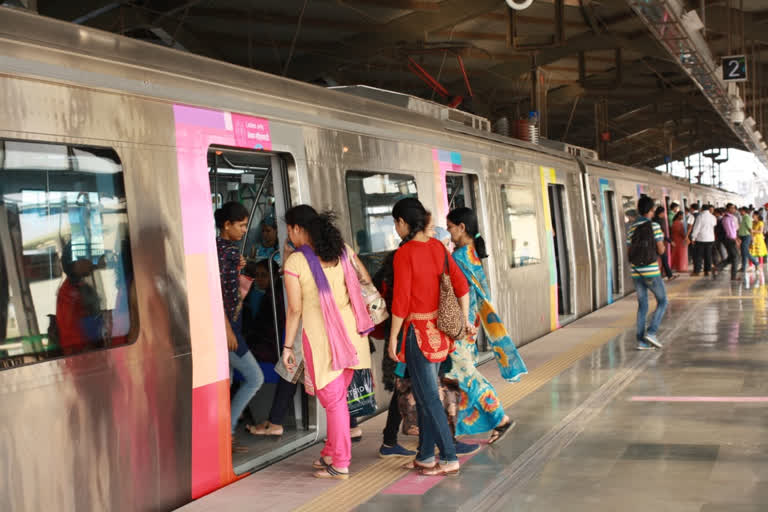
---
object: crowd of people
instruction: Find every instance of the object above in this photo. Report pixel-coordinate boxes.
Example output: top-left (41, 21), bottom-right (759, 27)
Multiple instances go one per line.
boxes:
top-left (625, 196), bottom-right (768, 352)
top-left (680, 202), bottom-right (767, 284)
top-left (214, 197), bottom-right (527, 479)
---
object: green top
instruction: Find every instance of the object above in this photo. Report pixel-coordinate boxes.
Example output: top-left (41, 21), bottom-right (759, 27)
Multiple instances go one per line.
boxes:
top-left (738, 213), bottom-right (753, 237)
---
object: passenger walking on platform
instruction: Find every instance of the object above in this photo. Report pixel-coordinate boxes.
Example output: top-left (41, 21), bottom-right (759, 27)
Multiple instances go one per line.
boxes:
top-left (690, 204), bottom-right (717, 276)
top-left (652, 207), bottom-right (676, 280)
top-left (738, 207), bottom-right (760, 274)
top-left (215, 202), bottom-right (265, 450)
top-left (716, 203), bottom-right (741, 281)
top-left (372, 251), bottom-right (417, 458)
top-left (713, 208), bottom-right (726, 267)
top-left (750, 211), bottom-right (767, 286)
top-left (670, 212), bottom-right (688, 272)
top-left (627, 195), bottom-right (668, 349)
top-left (445, 208), bottom-right (526, 444)
top-left (387, 197), bottom-right (472, 477)
top-left (280, 205), bottom-right (373, 479)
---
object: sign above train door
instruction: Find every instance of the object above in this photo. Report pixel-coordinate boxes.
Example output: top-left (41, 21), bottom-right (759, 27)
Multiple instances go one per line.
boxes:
top-left (722, 55), bottom-right (747, 82)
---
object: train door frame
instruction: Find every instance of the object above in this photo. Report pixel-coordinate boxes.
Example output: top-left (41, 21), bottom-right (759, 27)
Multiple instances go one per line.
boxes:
top-left (209, 147), bottom-right (319, 475)
top-left (602, 188), bottom-right (624, 300)
top-left (546, 183), bottom-right (576, 323)
top-left (445, 171), bottom-right (494, 358)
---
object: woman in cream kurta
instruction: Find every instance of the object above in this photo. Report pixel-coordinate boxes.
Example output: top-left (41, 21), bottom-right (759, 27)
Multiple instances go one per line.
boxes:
top-left (283, 249), bottom-right (371, 393)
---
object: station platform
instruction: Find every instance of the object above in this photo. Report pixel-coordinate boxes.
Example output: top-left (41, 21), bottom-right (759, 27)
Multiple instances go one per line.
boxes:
top-left (179, 274), bottom-right (768, 512)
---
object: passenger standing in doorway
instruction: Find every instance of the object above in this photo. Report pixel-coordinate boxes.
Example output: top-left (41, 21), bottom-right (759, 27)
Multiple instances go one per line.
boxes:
top-left (446, 207), bottom-right (526, 444)
top-left (670, 212), bottom-right (688, 272)
top-left (690, 205), bottom-right (717, 276)
top-left (717, 203), bottom-right (741, 281)
top-left (388, 198), bottom-right (472, 477)
top-left (627, 195), bottom-right (667, 350)
top-left (652, 206), bottom-right (676, 280)
top-left (280, 206), bottom-right (373, 479)
top-left (215, 202), bottom-right (265, 449)
top-left (738, 207), bottom-right (760, 274)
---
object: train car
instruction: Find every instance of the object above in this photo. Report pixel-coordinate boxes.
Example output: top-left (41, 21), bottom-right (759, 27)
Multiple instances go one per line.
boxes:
top-left (0, 7), bottom-right (740, 512)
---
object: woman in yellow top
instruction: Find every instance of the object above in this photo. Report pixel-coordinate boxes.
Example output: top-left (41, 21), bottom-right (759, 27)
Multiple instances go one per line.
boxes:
top-left (751, 210), bottom-right (767, 265)
top-left (281, 205), bottom-right (373, 480)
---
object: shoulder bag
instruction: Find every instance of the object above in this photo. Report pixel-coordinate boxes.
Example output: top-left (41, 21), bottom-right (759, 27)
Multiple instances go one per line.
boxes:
top-left (436, 250), bottom-right (465, 340)
top-left (349, 250), bottom-right (389, 325)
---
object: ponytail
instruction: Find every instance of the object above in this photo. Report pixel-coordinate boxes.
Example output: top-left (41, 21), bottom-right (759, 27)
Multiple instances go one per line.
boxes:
top-left (284, 205), bottom-right (344, 261)
top-left (447, 207), bottom-right (488, 259)
top-left (392, 197), bottom-right (429, 246)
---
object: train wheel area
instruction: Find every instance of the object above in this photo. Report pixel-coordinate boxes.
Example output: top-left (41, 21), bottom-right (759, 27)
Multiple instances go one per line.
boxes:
top-left (178, 274), bottom-right (768, 512)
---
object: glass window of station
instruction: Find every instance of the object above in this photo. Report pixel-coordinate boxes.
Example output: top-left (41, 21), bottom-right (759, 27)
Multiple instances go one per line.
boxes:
top-left (500, 184), bottom-right (541, 268)
top-left (0, 140), bottom-right (135, 368)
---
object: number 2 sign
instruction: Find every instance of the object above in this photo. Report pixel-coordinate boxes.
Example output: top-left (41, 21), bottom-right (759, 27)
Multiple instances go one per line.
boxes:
top-left (722, 55), bottom-right (747, 82)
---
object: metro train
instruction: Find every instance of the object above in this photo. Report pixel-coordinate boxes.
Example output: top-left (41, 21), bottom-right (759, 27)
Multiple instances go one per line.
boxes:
top-left (0, 7), bottom-right (739, 512)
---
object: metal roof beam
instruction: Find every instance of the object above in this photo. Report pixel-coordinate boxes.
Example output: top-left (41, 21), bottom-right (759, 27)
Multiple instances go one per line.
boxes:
top-left (287, 0), bottom-right (543, 81)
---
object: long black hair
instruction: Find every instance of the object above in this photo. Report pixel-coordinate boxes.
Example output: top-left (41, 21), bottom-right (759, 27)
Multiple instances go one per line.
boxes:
top-left (214, 201), bottom-right (249, 230)
top-left (392, 197), bottom-right (430, 246)
top-left (284, 204), bottom-right (345, 261)
top-left (447, 207), bottom-right (488, 259)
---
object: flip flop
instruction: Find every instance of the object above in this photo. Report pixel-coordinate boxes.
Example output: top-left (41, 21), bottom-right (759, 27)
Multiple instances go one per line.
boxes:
top-left (402, 459), bottom-right (437, 470)
top-left (247, 423), bottom-right (284, 436)
top-left (314, 465), bottom-right (349, 480)
top-left (488, 419), bottom-right (516, 445)
top-left (419, 464), bottom-right (460, 477)
top-left (312, 457), bottom-right (331, 470)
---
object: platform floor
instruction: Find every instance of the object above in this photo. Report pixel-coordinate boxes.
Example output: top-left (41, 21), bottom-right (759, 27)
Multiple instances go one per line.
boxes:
top-left (179, 274), bottom-right (768, 512)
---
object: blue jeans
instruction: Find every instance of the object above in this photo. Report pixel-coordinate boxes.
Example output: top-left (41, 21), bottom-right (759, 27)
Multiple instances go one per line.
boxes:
top-left (740, 235), bottom-right (759, 270)
top-left (633, 276), bottom-right (668, 341)
top-left (229, 350), bottom-right (265, 433)
top-left (405, 325), bottom-right (458, 464)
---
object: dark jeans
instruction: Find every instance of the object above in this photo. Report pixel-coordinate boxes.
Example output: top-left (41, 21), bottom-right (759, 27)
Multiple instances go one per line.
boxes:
top-left (693, 241), bottom-right (713, 273)
top-left (633, 275), bottom-right (668, 341)
top-left (740, 235), bottom-right (760, 271)
top-left (382, 388), bottom-right (401, 446)
top-left (717, 238), bottom-right (740, 278)
top-left (405, 325), bottom-right (457, 464)
top-left (659, 253), bottom-right (673, 278)
top-left (268, 377), bottom-right (298, 426)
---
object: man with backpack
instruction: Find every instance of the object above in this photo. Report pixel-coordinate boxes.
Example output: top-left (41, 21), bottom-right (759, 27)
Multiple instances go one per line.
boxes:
top-left (627, 195), bottom-right (668, 350)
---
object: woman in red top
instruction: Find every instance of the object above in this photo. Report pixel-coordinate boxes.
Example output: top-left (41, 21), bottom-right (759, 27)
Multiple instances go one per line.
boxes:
top-left (387, 197), bottom-right (472, 476)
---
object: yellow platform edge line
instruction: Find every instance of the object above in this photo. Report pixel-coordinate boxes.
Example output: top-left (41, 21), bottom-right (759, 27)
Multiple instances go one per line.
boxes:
top-left (294, 280), bottom-right (701, 512)
top-left (293, 328), bottom-right (628, 512)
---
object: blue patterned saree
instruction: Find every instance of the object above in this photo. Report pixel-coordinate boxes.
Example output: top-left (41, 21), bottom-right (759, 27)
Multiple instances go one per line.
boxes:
top-left (447, 245), bottom-right (528, 435)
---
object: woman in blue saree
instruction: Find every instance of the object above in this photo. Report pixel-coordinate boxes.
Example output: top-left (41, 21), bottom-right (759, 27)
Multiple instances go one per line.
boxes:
top-left (445, 207), bottom-right (528, 444)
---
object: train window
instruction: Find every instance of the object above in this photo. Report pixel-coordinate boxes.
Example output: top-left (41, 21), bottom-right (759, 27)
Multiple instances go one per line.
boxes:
top-left (622, 195), bottom-right (636, 232)
top-left (500, 185), bottom-right (541, 268)
top-left (346, 171), bottom-right (417, 254)
top-left (0, 140), bottom-right (135, 369)
top-left (446, 174), bottom-right (474, 210)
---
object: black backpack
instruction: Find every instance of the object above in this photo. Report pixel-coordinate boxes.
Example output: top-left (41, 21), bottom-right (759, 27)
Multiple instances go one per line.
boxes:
top-left (629, 220), bottom-right (657, 266)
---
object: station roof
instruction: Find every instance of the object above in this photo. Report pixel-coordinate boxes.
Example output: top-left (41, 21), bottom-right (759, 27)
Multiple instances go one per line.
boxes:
top-left (28, 0), bottom-right (768, 170)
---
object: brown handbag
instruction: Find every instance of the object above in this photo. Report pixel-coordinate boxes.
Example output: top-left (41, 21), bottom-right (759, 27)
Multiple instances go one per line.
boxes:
top-left (436, 250), bottom-right (464, 340)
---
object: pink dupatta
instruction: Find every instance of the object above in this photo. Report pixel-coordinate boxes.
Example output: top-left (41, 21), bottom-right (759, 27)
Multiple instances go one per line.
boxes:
top-left (297, 246), bottom-right (373, 371)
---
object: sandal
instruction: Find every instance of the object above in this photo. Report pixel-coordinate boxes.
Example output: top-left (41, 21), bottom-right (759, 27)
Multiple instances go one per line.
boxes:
top-left (488, 419), bottom-right (516, 445)
top-left (402, 459), bottom-right (437, 470)
top-left (312, 457), bottom-right (331, 470)
top-left (314, 465), bottom-right (349, 480)
top-left (247, 422), bottom-right (284, 436)
top-left (419, 463), bottom-right (460, 477)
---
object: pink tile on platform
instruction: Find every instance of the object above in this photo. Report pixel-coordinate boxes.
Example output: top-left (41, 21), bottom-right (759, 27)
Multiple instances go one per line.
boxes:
top-left (630, 396), bottom-right (768, 403)
top-left (381, 452), bottom-right (482, 496)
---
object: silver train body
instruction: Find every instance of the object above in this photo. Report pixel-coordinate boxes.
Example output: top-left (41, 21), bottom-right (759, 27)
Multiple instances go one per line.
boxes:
top-left (0, 8), bottom-right (739, 512)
